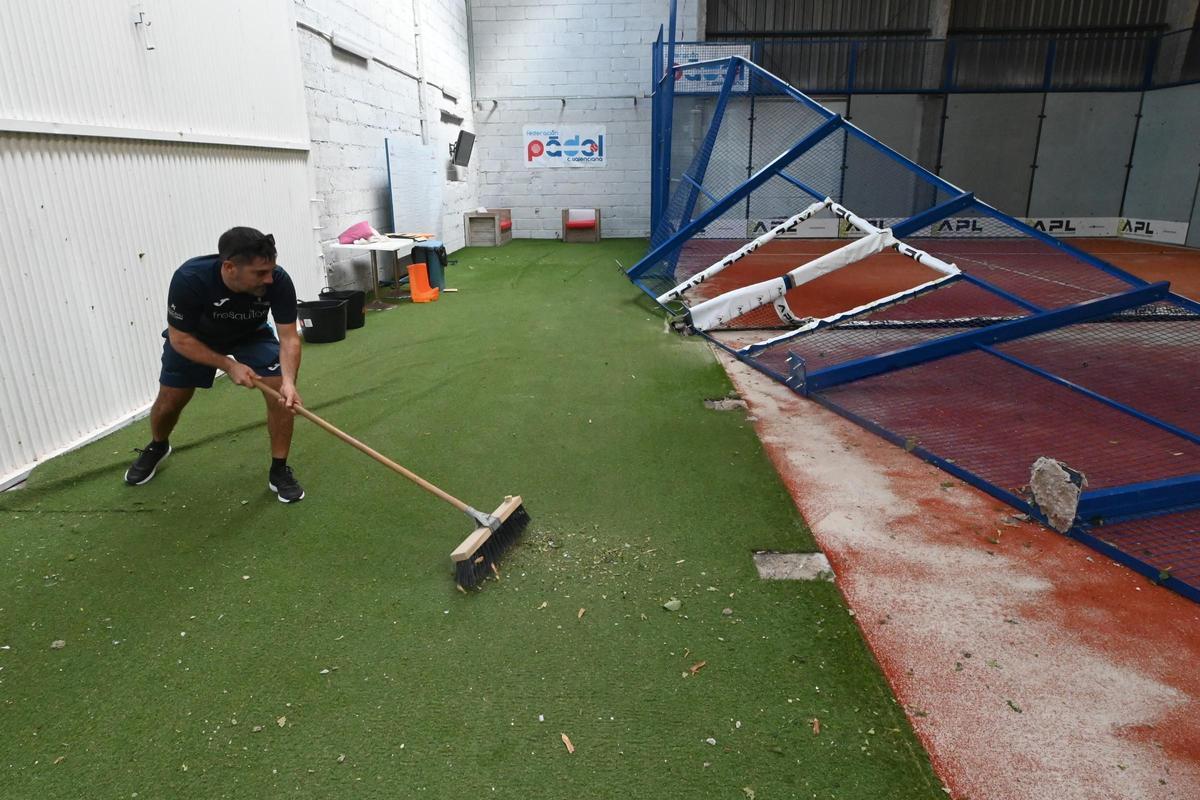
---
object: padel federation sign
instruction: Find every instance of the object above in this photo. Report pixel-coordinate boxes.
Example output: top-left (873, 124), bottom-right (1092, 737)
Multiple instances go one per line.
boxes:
top-left (672, 44), bottom-right (753, 94)
top-left (524, 127), bottom-right (606, 168)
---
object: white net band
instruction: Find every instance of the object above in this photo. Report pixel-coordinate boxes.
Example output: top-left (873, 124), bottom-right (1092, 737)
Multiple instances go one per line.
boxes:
top-left (655, 199), bottom-right (832, 304)
top-left (739, 273), bottom-right (961, 354)
top-left (688, 229), bottom-right (895, 331)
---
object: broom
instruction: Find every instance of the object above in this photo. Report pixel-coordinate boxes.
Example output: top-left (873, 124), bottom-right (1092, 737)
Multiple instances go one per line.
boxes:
top-left (253, 378), bottom-right (528, 588)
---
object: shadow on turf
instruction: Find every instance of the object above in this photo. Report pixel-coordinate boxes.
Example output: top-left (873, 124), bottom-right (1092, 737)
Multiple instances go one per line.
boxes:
top-left (5, 360), bottom-right (503, 507)
top-left (4, 385), bottom-right (398, 501)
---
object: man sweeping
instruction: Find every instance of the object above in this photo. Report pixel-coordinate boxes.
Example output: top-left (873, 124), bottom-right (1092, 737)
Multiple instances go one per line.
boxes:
top-left (124, 226), bottom-right (306, 503)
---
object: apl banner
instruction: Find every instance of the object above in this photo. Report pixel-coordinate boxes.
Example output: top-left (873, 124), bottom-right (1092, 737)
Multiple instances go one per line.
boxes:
top-left (1022, 217), bottom-right (1118, 237)
top-left (1118, 217), bottom-right (1189, 245)
top-left (524, 127), bottom-right (606, 168)
top-left (748, 217), bottom-right (839, 239)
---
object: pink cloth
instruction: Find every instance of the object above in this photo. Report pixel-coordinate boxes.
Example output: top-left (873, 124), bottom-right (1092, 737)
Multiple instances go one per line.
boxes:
top-left (338, 221), bottom-right (375, 244)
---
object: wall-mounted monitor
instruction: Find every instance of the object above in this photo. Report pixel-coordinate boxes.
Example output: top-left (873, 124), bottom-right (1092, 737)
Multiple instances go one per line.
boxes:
top-left (451, 130), bottom-right (475, 167)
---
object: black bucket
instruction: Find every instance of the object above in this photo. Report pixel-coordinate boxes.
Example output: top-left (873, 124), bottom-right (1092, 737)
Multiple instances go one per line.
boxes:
top-left (296, 299), bottom-right (347, 344)
top-left (319, 287), bottom-right (366, 329)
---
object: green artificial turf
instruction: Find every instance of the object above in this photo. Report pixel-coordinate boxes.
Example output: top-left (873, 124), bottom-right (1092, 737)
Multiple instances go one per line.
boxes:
top-left (0, 240), bottom-right (941, 799)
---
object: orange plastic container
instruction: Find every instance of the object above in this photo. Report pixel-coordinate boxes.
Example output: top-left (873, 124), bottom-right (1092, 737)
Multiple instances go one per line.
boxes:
top-left (408, 263), bottom-right (440, 303)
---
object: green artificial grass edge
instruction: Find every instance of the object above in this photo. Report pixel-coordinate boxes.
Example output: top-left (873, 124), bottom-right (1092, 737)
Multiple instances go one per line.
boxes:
top-left (0, 240), bottom-right (941, 799)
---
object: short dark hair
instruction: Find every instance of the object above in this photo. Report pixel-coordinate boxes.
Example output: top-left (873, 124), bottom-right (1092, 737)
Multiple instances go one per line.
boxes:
top-left (218, 227), bottom-right (277, 265)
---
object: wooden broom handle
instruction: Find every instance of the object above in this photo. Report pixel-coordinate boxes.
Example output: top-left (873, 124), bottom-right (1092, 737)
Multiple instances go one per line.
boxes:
top-left (253, 377), bottom-right (472, 515)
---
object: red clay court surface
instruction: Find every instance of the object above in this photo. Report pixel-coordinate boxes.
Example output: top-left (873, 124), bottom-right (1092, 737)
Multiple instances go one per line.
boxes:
top-left (682, 236), bottom-right (1200, 325)
top-left (685, 239), bottom-right (946, 325)
top-left (711, 240), bottom-right (1200, 799)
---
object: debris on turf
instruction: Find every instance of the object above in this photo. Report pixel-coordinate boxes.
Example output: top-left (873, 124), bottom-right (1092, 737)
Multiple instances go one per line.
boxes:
top-left (560, 733), bottom-right (575, 754)
top-left (704, 397), bottom-right (748, 411)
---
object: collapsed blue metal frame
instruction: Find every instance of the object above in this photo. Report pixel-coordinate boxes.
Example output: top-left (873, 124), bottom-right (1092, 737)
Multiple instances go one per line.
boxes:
top-left (800, 283), bottom-right (1169, 392)
top-left (636, 52), bottom-right (1200, 603)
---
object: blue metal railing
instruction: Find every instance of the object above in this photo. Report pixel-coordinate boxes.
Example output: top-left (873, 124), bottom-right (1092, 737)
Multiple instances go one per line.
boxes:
top-left (664, 27), bottom-right (1198, 95)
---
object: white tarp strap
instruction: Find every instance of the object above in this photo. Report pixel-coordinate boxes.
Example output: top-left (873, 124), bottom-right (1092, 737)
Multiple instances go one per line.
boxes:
top-left (739, 273), bottom-right (960, 354)
top-left (688, 229), bottom-right (895, 331)
top-left (687, 275), bottom-right (790, 331)
top-left (827, 200), bottom-right (959, 276)
top-left (763, 202), bottom-right (890, 327)
top-left (827, 201), bottom-right (882, 236)
top-left (891, 240), bottom-right (959, 276)
top-left (748, 235), bottom-right (962, 348)
top-left (655, 198), bottom-right (832, 304)
top-left (785, 229), bottom-right (897, 287)
top-left (772, 296), bottom-right (807, 325)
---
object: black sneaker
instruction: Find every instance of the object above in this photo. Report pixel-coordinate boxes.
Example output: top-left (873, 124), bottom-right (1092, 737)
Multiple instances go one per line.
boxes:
top-left (124, 442), bottom-right (171, 485)
top-left (268, 465), bottom-right (305, 503)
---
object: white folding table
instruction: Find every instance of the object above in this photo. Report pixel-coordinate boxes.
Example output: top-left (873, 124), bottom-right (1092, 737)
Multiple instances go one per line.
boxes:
top-left (332, 237), bottom-right (417, 310)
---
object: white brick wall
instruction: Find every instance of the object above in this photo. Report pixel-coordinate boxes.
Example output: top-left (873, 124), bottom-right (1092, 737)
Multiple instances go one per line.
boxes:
top-left (294, 0), bottom-right (480, 292)
top-left (470, 1), bottom-right (701, 239)
top-left (292, 0), bottom-right (700, 275)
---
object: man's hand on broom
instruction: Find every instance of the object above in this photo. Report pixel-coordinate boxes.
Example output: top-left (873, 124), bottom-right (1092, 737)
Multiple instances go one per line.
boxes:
top-left (226, 361), bottom-right (259, 389)
top-left (277, 380), bottom-right (303, 411)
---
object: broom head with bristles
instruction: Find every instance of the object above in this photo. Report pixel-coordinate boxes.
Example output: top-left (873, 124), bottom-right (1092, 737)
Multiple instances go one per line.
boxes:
top-left (451, 495), bottom-right (529, 589)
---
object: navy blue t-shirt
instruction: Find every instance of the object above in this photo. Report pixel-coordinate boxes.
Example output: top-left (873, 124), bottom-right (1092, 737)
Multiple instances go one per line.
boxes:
top-left (165, 255), bottom-right (298, 349)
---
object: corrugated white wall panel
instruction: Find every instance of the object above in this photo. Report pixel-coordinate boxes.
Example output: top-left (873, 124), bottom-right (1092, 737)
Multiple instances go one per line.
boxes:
top-left (0, 133), bottom-right (320, 485)
top-left (0, 0), bottom-right (308, 147)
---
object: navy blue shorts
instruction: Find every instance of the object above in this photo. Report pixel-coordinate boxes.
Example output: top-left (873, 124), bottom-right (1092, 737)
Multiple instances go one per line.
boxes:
top-left (160, 334), bottom-right (282, 389)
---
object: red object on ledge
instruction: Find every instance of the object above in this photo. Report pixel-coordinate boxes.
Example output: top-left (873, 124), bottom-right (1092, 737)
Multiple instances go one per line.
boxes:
top-left (562, 209), bottom-right (601, 242)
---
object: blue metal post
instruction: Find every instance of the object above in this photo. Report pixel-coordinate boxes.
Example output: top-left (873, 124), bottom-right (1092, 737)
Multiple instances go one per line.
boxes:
top-left (743, 57), bottom-right (839, 118)
top-left (802, 282), bottom-right (1171, 392)
top-left (1078, 475), bottom-right (1200, 522)
top-left (1142, 34), bottom-right (1161, 90)
top-left (942, 40), bottom-right (957, 92)
top-left (1042, 39), bottom-right (1057, 91)
top-left (847, 40), bottom-right (859, 94)
top-left (628, 115), bottom-right (845, 279)
top-left (651, 28), bottom-right (663, 233)
top-left (659, 0), bottom-right (679, 227)
top-left (891, 191), bottom-right (975, 236)
top-left (676, 59), bottom-right (741, 229)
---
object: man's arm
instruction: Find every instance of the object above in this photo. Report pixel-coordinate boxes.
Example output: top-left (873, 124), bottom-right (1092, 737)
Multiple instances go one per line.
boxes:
top-left (275, 322), bottom-right (302, 409)
top-left (167, 326), bottom-right (258, 388)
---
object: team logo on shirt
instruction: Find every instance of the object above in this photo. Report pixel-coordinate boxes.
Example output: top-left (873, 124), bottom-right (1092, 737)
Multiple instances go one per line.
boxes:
top-left (212, 307), bottom-right (269, 321)
top-left (168, 303), bottom-right (183, 320)
top-left (212, 297), bottom-right (230, 307)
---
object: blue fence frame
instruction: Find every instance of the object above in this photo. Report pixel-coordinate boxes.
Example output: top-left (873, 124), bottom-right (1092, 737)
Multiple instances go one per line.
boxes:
top-left (636, 46), bottom-right (1200, 603)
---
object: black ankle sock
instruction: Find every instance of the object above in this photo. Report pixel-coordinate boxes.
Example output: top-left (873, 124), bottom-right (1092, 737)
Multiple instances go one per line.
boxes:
top-left (271, 457), bottom-right (287, 472)
top-left (151, 439), bottom-right (169, 449)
